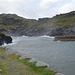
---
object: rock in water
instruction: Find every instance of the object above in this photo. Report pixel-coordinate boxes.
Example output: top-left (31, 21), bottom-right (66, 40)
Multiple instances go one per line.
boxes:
top-left (0, 32), bottom-right (12, 45)
top-left (4, 36), bottom-right (12, 44)
top-left (0, 37), bottom-right (4, 45)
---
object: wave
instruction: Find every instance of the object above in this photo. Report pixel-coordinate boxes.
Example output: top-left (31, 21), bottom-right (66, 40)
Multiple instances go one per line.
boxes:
top-left (2, 42), bottom-right (17, 47)
top-left (40, 35), bottom-right (55, 39)
top-left (2, 35), bottom-right (54, 47)
top-left (15, 35), bottom-right (54, 38)
top-left (2, 36), bottom-right (20, 47)
top-left (22, 35), bottom-right (28, 37)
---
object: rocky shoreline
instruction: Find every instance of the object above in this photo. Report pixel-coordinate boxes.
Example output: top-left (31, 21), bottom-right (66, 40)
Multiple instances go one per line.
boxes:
top-left (5, 47), bottom-right (64, 75)
top-left (0, 46), bottom-right (64, 75)
top-left (0, 47), bottom-right (57, 75)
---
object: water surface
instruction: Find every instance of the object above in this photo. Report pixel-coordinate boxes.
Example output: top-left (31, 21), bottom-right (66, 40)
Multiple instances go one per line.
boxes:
top-left (7, 36), bottom-right (75, 75)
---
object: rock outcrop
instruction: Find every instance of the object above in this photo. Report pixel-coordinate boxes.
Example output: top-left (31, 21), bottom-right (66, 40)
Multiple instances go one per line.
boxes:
top-left (0, 32), bottom-right (12, 45)
top-left (0, 11), bottom-right (75, 36)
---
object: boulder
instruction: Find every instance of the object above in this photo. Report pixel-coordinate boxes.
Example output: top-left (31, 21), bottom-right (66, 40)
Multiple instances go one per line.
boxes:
top-left (0, 32), bottom-right (12, 45)
top-left (4, 36), bottom-right (12, 44)
top-left (0, 37), bottom-right (3, 45)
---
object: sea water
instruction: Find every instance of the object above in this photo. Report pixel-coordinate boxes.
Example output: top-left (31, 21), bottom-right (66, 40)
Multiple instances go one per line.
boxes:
top-left (5, 36), bottom-right (75, 75)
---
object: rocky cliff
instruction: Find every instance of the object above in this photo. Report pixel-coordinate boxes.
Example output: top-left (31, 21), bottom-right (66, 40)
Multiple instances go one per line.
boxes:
top-left (0, 11), bottom-right (75, 36)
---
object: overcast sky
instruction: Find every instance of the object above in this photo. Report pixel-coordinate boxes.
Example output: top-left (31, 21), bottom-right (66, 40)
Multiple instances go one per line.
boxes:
top-left (0, 0), bottom-right (75, 19)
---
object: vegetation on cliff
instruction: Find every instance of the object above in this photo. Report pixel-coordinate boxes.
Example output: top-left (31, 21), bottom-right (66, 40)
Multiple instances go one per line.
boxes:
top-left (0, 47), bottom-right (56, 75)
top-left (0, 11), bottom-right (75, 36)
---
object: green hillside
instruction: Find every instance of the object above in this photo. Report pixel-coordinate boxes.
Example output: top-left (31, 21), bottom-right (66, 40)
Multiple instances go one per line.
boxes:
top-left (0, 11), bottom-right (75, 36)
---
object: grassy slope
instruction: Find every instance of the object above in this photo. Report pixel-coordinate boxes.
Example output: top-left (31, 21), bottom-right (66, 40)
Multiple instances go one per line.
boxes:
top-left (0, 11), bottom-right (75, 31)
top-left (0, 47), bottom-right (56, 75)
top-left (53, 16), bottom-right (75, 28)
top-left (38, 15), bottom-right (75, 29)
top-left (29, 12), bottom-right (75, 30)
top-left (0, 14), bottom-right (37, 30)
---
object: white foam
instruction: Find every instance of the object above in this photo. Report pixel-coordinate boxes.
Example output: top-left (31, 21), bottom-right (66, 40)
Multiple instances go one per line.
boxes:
top-left (2, 36), bottom-right (21, 47)
top-left (2, 42), bottom-right (7, 46)
top-left (41, 35), bottom-right (55, 39)
top-left (56, 41), bottom-right (61, 42)
top-left (2, 42), bottom-right (16, 47)
top-left (22, 35), bottom-right (27, 37)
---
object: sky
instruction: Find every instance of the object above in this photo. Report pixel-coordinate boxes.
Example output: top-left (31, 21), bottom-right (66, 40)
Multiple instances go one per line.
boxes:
top-left (0, 0), bottom-right (75, 19)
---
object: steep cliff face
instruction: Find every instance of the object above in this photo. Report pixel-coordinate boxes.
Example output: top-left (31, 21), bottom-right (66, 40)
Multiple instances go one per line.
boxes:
top-left (0, 11), bottom-right (75, 36)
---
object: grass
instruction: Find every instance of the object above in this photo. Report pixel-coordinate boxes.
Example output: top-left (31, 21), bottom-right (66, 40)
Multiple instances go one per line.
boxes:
top-left (0, 24), bottom-right (18, 30)
top-left (0, 12), bottom-right (75, 31)
top-left (0, 47), bottom-right (56, 75)
top-left (37, 15), bottom-right (75, 29)
top-left (54, 16), bottom-right (75, 28)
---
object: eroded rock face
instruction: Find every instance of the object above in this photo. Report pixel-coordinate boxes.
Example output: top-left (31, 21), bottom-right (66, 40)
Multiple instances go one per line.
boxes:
top-left (0, 11), bottom-right (75, 36)
top-left (0, 32), bottom-right (12, 45)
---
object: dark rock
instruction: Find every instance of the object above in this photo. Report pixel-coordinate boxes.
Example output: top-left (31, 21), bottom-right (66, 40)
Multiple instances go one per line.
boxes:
top-left (0, 32), bottom-right (12, 45)
top-left (0, 11), bottom-right (75, 36)
top-left (4, 36), bottom-right (12, 44)
top-left (0, 37), bottom-right (3, 45)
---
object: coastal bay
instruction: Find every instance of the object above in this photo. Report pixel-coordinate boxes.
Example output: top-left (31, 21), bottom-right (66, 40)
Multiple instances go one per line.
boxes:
top-left (6, 36), bottom-right (75, 75)
top-left (0, 11), bottom-right (75, 75)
